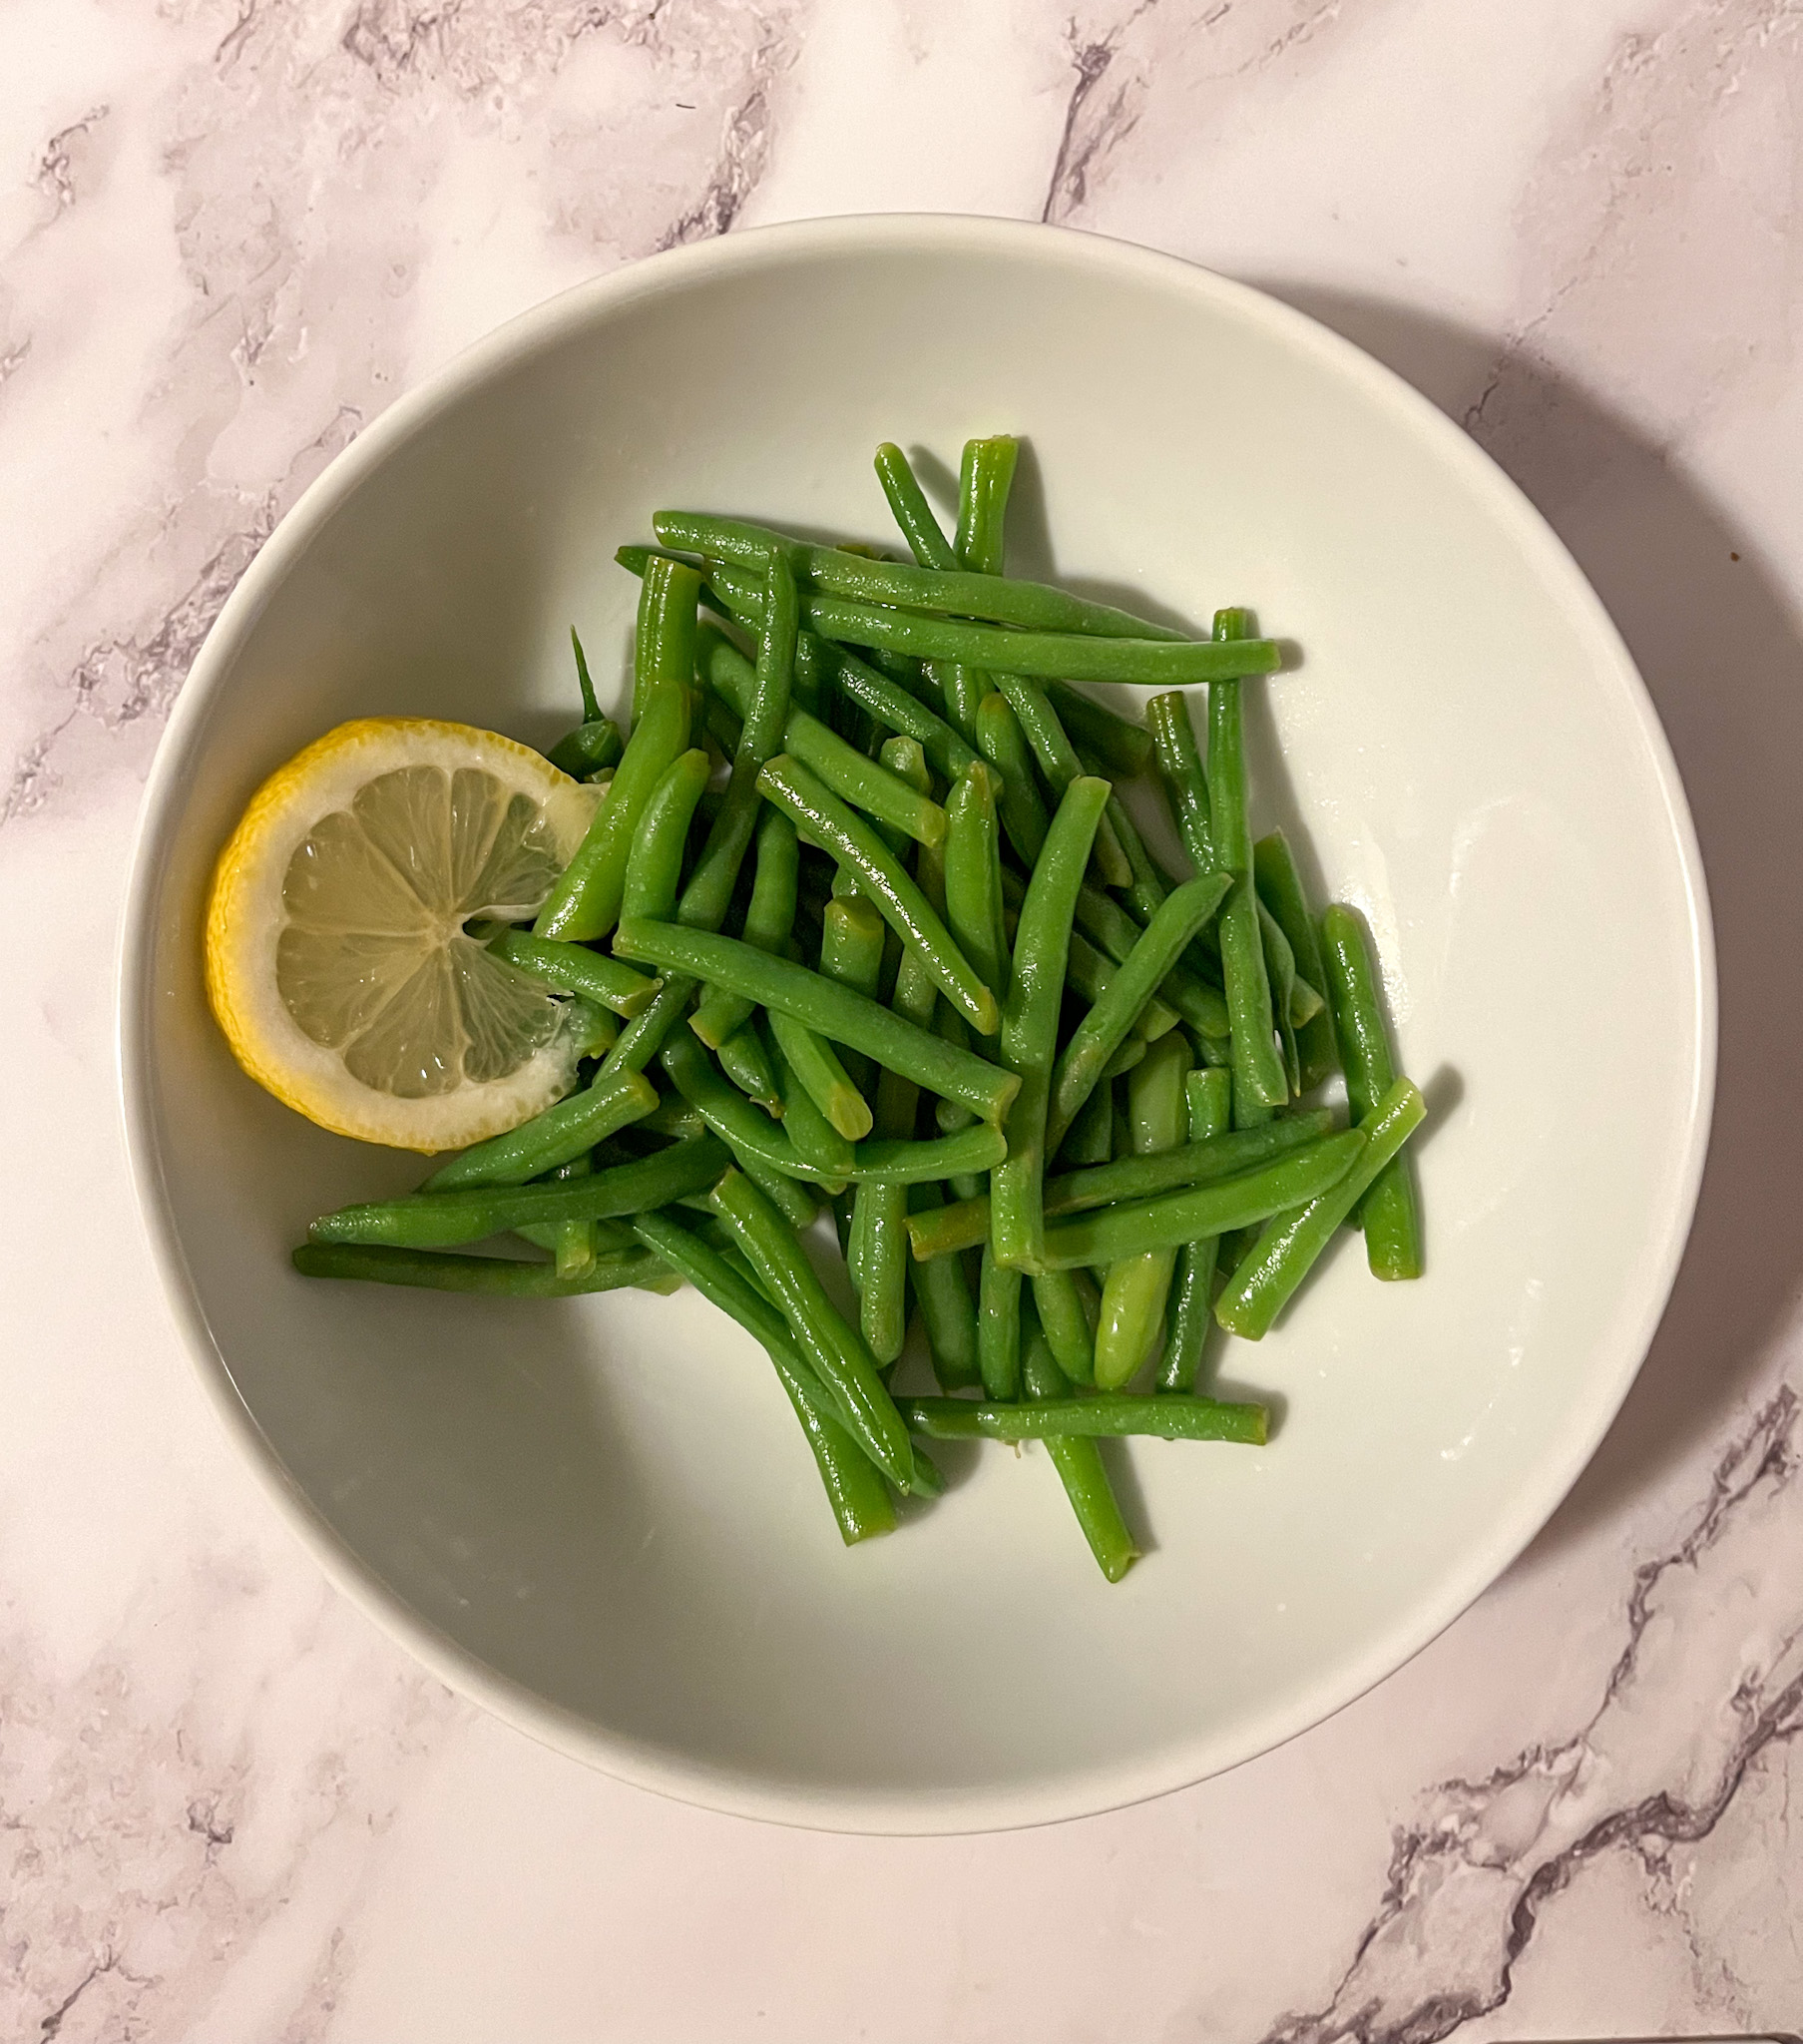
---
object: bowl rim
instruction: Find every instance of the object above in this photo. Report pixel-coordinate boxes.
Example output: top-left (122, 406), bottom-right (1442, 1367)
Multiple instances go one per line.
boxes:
top-left (117, 211), bottom-right (1717, 1835)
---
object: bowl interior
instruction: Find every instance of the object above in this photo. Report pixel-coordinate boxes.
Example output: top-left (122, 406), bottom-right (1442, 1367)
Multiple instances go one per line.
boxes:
top-left (126, 220), bottom-right (1710, 1831)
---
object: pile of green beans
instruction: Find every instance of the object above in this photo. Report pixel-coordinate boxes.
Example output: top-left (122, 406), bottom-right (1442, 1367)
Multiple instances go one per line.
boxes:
top-left (290, 436), bottom-right (1429, 1581)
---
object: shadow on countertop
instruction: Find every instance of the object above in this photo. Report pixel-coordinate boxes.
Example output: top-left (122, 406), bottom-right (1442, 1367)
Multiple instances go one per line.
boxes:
top-left (1250, 279), bottom-right (1803, 1565)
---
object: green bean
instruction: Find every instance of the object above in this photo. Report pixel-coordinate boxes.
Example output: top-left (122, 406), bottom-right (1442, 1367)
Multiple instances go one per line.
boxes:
top-left (656, 507), bottom-right (1196, 646)
top-left (632, 1212), bottom-right (895, 1545)
top-left (1031, 1269), bottom-right (1096, 1387)
top-left (1208, 610), bottom-right (1289, 1118)
top-left (875, 443), bottom-right (958, 571)
top-left (293, 1242), bottom-right (678, 1296)
top-left (801, 593), bottom-right (1280, 686)
top-left (942, 762), bottom-right (1011, 1009)
top-left (977, 1248), bottom-right (1023, 1400)
top-left (1101, 1037), bottom-right (1147, 1081)
top-left (1019, 1304), bottom-right (1137, 1582)
top-left (1058, 1078), bottom-right (1115, 1167)
top-left (760, 1020), bottom-right (855, 1176)
top-left (1216, 1078), bottom-right (1427, 1335)
top-left (657, 1031), bottom-right (814, 1190)
top-left (850, 1123), bottom-right (1007, 1182)
top-left (1261, 892), bottom-right (1302, 1097)
top-left (679, 548), bottom-right (798, 948)
top-left (1094, 1032), bottom-right (1191, 1389)
top-left (574, 625), bottom-right (605, 721)
top-left (714, 1023), bottom-right (784, 1116)
top-left (547, 717), bottom-right (622, 781)
top-left (1047, 874), bottom-right (1231, 1157)
top-left (1157, 1067), bottom-right (1232, 1392)
top-left (983, 671), bottom-right (1130, 887)
top-left (534, 677), bottom-right (691, 942)
top-left (315, 1133), bottom-right (728, 1249)
top-left (691, 806), bottom-right (798, 1049)
top-left (546, 1152), bottom-right (598, 1278)
top-left (561, 995), bottom-right (620, 1060)
top-left (710, 1168), bottom-right (915, 1489)
top-left (1146, 691), bottom-right (1214, 870)
top-left (974, 690), bottom-right (1050, 867)
top-left (754, 756), bottom-right (999, 1034)
top-left (618, 921), bottom-right (1018, 1121)
top-left (955, 435), bottom-right (1018, 575)
top-left (901, 1390), bottom-right (1267, 1447)
top-left (691, 603), bottom-right (981, 788)
top-left (1065, 934), bottom-right (1180, 1042)
top-left (908, 1185), bottom-right (981, 1391)
top-left (1073, 884), bottom-right (1231, 1042)
top-left (818, 895), bottom-right (886, 1093)
top-left (488, 928), bottom-right (663, 1019)
top-left (766, 1008), bottom-right (870, 1146)
top-left (641, 1094), bottom-right (707, 1141)
top-left (630, 553), bottom-right (703, 727)
top-left (423, 1067), bottom-right (658, 1192)
top-left (781, 710), bottom-right (948, 847)
top-left (1318, 906), bottom-right (1423, 1280)
top-left (989, 776), bottom-right (1112, 1270)
top-left (621, 748), bottom-right (709, 922)
top-left (1035, 1129), bottom-right (1365, 1272)
top-left (1044, 680), bottom-right (1152, 778)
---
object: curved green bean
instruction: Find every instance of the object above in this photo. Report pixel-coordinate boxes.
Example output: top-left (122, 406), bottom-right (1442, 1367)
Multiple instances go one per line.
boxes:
top-left (875, 443), bottom-right (958, 571)
top-left (621, 748), bottom-right (709, 922)
top-left (990, 776), bottom-right (1113, 1270)
top-left (714, 1023), bottom-right (784, 1116)
top-left (753, 756), bottom-right (998, 1034)
top-left (1318, 905), bottom-right (1423, 1279)
top-left (1031, 1269), bottom-right (1096, 1387)
top-left (1216, 1078), bottom-right (1427, 1336)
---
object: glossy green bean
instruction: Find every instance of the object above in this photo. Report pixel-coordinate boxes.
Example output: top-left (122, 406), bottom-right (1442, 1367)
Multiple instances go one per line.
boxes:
top-left (1208, 610), bottom-right (1289, 1118)
top-left (657, 1031), bottom-right (815, 1189)
top-left (760, 1021), bottom-right (855, 1176)
top-left (630, 553), bottom-right (703, 727)
top-left (1216, 1078), bottom-right (1427, 1335)
top-left (977, 1248), bottom-right (1023, 1400)
top-left (1073, 884), bottom-right (1231, 1042)
top-left (1044, 680), bottom-right (1153, 778)
top-left (908, 1185), bottom-right (981, 1391)
top-left (849, 1123), bottom-right (1007, 1182)
top-left (989, 777), bottom-right (1112, 1271)
top-left (1065, 934), bottom-right (1179, 1042)
top-left (709, 1168), bottom-right (915, 1489)
top-left (655, 506), bottom-right (1191, 644)
top-left (315, 1133), bottom-right (728, 1249)
top-left (1058, 1077), bottom-right (1115, 1167)
top-left (955, 435), bottom-right (1017, 576)
top-left (1019, 1306), bottom-right (1137, 1582)
top-left (488, 928), bottom-right (662, 1019)
top-left (782, 711), bottom-right (948, 847)
top-left (1031, 1269), bottom-right (1096, 1387)
top-left (875, 443), bottom-right (958, 571)
top-left (1034, 1129), bottom-right (1365, 1272)
top-left (1101, 1037), bottom-right (1146, 1081)
top-left (801, 593), bottom-right (1280, 686)
top-left (547, 717), bottom-right (622, 781)
top-left (714, 1023), bottom-right (784, 1116)
top-left (621, 749), bottom-right (709, 921)
top-left (690, 806), bottom-right (798, 1050)
top-left (1157, 1066), bottom-right (1232, 1392)
top-left (987, 670), bottom-right (1132, 887)
top-left (766, 1007), bottom-right (870, 1146)
top-left (423, 1067), bottom-right (657, 1192)
top-left (534, 677), bottom-right (691, 942)
top-left (1047, 874), bottom-right (1231, 1157)
top-left (818, 894), bottom-right (886, 1093)
top-left (292, 1242), bottom-right (678, 1296)
top-left (1095, 1032), bottom-right (1190, 1390)
top-left (942, 762), bottom-right (1011, 1008)
top-left (1146, 692), bottom-right (1214, 870)
top-left (973, 689), bottom-right (1050, 866)
top-left (901, 1391), bottom-right (1267, 1446)
top-left (617, 921), bottom-right (1019, 1121)
top-left (1318, 905), bottom-right (1423, 1280)
top-left (753, 756), bottom-right (998, 1034)
top-left (632, 1211), bottom-right (895, 1545)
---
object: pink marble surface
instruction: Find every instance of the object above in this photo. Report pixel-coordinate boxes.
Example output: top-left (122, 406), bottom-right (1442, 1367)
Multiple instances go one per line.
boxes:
top-left (4, 2), bottom-right (1802, 2037)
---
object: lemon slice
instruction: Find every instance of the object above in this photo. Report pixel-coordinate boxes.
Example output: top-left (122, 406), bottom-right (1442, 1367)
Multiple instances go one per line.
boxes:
top-left (205, 718), bottom-right (604, 1151)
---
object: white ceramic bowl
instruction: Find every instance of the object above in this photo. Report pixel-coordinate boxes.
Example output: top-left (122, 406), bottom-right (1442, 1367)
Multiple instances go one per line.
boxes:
top-left (122, 216), bottom-right (1713, 1833)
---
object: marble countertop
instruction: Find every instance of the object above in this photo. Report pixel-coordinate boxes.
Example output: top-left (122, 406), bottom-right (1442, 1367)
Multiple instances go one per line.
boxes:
top-left (6, 1), bottom-right (1803, 2037)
